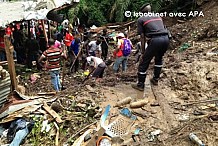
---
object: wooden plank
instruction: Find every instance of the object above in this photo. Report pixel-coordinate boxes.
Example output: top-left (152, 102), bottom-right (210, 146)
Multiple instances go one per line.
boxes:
top-left (42, 102), bottom-right (63, 123)
top-left (41, 20), bottom-right (48, 44)
top-left (37, 92), bottom-right (57, 96)
top-left (0, 60), bottom-right (17, 65)
top-left (4, 35), bottom-right (17, 91)
top-left (54, 122), bottom-right (59, 146)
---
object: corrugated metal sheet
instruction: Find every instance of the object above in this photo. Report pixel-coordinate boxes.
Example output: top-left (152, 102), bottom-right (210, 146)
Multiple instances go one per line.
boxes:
top-left (0, 71), bottom-right (11, 108)
top-left (0, 0), bottom-right (80, 26)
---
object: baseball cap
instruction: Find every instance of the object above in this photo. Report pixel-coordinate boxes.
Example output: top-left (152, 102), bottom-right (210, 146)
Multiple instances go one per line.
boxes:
top-left (117, 33), bottom-right (124, 38)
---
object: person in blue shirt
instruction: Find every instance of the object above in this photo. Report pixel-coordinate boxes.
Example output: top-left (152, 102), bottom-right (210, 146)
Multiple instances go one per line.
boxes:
top-left (70, 37), bottom-right (81, 72)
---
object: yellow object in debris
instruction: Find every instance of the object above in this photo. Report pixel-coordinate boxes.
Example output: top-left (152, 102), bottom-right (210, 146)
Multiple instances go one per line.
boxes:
top-left (84, 70), bottom-right (90, 76)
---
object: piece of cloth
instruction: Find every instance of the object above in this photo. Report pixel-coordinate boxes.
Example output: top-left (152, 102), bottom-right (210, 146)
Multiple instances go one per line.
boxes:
top-left (9, 127), bottom-right (29, 146)
top-left (42, 46), bottom-right (63, 71)
top-left (49, 70), bottom-right (61, 91)
top-left (138, 35), bottom-right (169, 75)
top-left (7, 118), bottom-right (26, 143)
top-left (137, 16), bottom-right (168, 37)
top-left (113, 56), bottom-right (128, 72)
top-left (92, 62), bottom-right (106, 78)
top-left (88, 41), bottom-right (101, 56)
top-left (8, 119), bottom-right (34, 146)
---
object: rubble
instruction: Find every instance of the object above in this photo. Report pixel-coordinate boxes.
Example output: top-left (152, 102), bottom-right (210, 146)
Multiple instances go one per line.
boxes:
top-left (0, 1), bottom-right (217, 146)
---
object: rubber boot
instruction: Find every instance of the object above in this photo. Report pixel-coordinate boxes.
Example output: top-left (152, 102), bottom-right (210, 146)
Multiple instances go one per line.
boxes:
top-left (132, 73), bottom-right (146, 91)
top-left (150, 66), bottom-right (162, 85)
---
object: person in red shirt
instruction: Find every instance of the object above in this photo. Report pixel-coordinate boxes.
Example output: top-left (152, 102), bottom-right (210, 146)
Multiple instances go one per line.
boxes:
top-left (64, 28), bottom-right (74, 50)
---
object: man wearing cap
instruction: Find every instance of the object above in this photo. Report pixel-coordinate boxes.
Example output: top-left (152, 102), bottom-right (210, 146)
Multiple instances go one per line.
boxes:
top-left (132, 3), bottom-right (170, 91)
top-left (113, 32), bottom-right (133, 73)
top-left (113, 32), bottom-right (124, 73)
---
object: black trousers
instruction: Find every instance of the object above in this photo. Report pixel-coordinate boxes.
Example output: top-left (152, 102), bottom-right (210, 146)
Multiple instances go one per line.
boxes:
top-left (101, 44), bottom-right (108, 60)
top-left (138, 35), bottom-right (169, 74)
top-left (92, 62), bottom-right (106, 78)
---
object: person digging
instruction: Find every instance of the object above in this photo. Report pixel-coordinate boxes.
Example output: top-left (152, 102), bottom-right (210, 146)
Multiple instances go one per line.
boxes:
top-left (86, 56), bottom-right (106, 83)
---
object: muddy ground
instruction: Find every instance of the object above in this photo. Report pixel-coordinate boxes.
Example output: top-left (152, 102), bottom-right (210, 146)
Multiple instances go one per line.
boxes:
top-left (10, 1), bottom-right (218, 146)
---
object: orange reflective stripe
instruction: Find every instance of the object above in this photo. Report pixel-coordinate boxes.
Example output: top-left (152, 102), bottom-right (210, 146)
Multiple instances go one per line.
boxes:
top-left (143, 18), bottom-right (162, 26)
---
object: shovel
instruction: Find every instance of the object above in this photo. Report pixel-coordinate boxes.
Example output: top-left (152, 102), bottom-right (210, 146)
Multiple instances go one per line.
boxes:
top-left (70, 48), bottom-right (82, 73)
top-left (82, 67), bottom-right (96, 84)
top-left (61, 59), bottom-right (67, 90)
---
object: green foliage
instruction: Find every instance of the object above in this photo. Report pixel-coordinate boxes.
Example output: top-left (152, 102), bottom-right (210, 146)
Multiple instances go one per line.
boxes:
top-left (28, 116), bottom-right (55, 146)
top-left (66, 0), bottom-right (197, 26)
top-left (28, 116), bottom-right (44, 146)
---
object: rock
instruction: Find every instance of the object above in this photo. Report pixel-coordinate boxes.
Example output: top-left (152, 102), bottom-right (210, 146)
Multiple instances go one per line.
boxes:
top-left (114, 97), bottom-right (132, 107)
top-left (130, 99), bottom-right (149, 108)
top-left (150, 102), bottom-right (160, 106)
top-left (51, 102), bottom-right (63, 113)
top-left (85, 85), bottom-right (95, 92)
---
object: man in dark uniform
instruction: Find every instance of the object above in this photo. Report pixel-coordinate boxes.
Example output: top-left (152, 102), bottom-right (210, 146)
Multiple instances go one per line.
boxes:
top-left (100, 29), bottom-right (109, 61)
top-left (132, 3), bottom-right (170, 91)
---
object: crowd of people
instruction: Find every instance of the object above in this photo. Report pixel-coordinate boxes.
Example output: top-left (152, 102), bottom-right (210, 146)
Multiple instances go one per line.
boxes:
top-left (0, 3), bottom-right (170, 92)
top-left (0, 18), bottom-right (136, 92)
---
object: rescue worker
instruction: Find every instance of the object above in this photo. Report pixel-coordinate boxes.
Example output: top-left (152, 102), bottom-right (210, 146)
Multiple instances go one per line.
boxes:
top-left (132, 3), bottom-right (170, 91)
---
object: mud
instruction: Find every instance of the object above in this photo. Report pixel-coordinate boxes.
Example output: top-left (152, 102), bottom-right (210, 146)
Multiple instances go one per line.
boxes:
top-left (16, 1), bottom-right (218, 145)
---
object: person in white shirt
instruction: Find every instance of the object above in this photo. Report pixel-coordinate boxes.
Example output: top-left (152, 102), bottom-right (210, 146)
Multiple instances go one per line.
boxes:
top-left (86, 56), bottom-right (106, 83)
top-left (88, 39), bottom-right (101, 57)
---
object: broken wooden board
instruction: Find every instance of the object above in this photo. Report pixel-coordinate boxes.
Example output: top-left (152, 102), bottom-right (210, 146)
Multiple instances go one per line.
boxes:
top-left (4, 35), bottom-right (17, 90)
top-left (42, 102), bottom-right (63, 123)
top-left (37, 92), bottom-right (57, 96)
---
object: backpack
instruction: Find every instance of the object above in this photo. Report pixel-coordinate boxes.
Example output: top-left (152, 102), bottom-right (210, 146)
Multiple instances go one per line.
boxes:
top-left (122, 39), bottom-right (131, 56)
